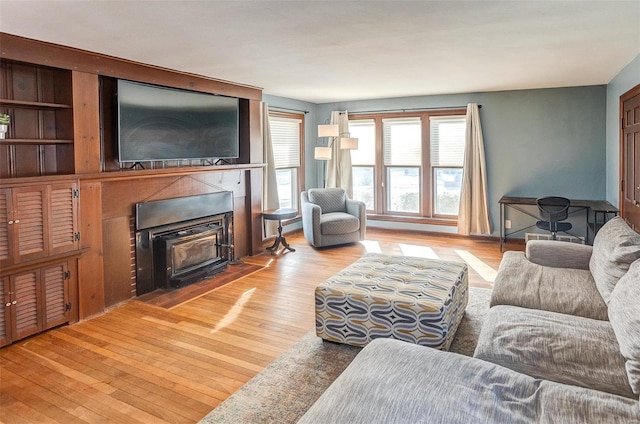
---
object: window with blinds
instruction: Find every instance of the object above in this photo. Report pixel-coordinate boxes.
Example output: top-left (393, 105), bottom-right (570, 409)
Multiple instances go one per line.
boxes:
top-left (382, 117), bottom-right (422, 213)
top-left (348, 120), bottom-right (376, 209)
top-left (270, 116), bottom-right (301, 169)
top-left (269, 114), bottom-right (303, 210)
top-left (430, 115), bottom-right (466, 216)
top-left (430, 116), bottom-right (466, 167)
top-left (348, 110), bottom-right (466, 220)
top-left (382, 117), bottom-right (422, 166)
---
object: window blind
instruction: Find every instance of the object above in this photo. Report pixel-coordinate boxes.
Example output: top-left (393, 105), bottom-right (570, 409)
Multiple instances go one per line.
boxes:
top-left (430, 116), bottom-right (466, 167)
top-left (269, 116), bottom-right (301, 168)
top-left (349, 119), bottom-right (376, 165)
top-left (382, 117), bottom-right (421, 166)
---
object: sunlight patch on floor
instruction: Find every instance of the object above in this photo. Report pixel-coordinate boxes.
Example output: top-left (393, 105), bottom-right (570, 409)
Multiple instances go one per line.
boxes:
top-left (211, 288), bottom-right (256, 333)
top-left (399, 244), bottom-right (440, 259)
top-left (454, 249), bottom-right (497, 282)
top-left (361, 240), bottom-right (382, 253)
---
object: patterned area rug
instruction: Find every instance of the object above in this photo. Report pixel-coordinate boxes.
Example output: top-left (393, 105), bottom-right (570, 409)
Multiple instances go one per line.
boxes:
top-left (199, 287), bottom-right (492, 424)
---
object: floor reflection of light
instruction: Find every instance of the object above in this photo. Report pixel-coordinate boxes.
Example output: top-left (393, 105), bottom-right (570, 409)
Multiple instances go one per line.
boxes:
top-left (399, 244), bottom-right (440, 259)
top-left (360, 240), bottom-right (382, 253)
top-left (454, 250), bottom-right (497, 283)
top-left (211, 288), bottom-right (256, 333)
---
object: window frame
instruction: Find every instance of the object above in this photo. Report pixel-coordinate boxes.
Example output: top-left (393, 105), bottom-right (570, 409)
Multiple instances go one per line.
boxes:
top-left (348, 109), bottom-right (466, 225)
top-left (268, 110), bottom-right (305, 213)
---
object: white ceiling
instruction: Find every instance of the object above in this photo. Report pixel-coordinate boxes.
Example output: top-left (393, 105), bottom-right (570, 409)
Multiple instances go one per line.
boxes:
top-left (1, 1), bottom-right (639, 103)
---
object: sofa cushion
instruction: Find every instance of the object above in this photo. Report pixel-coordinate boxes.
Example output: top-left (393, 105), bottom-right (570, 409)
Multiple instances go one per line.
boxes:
top-left (299, 338), bottom-right (640, 424)
top-left (589, 216), bottom-right (640, 303)
top-left (609, 258), bottom-right (640, 397)
top-left (474, 305), bottom-right (634, 399)
top-left (526, 240), bottom-right (592, 270)
top-left (320, 212), bottom-right (360, 235)
top-left (491, 251), bottom-right (608, 321)
top-left (308, 188), bottom-right (347, 214)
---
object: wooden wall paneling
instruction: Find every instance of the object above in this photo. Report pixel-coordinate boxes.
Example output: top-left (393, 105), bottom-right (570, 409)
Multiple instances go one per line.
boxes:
top-left (102, 216), bottom-right (133, 307)
top-left (72, 71), bottom-right (101, 174)
top-left (0, 146), bottom-right (10, 178)
top-left (232, 195), bottom-right (248, 259)
top-left (100, 77), bottom-right (118, 171)
top-left (249, 168), bottom-right (264, 255)
top-left (77, 181), bottom-right (105, 319)
top-left (13, 145), bottom-right (40, 178)
top-left (0, 33), bottom-right (262, 101)
top-left (247, 100), bottom-right (264, 256)
top-left (101, 172), bottom-right (247, 219)
top-left (248, 99), bottom-right (263, 164)
top-left (238, 99), bottom-right (251, 164)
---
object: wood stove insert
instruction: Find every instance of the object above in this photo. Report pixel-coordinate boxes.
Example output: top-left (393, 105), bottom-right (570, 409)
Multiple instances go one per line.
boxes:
top-left (135, 191), bottom-right (234, 294)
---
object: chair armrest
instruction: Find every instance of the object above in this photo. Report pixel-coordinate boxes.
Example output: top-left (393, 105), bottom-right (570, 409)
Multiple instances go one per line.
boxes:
top-left (525, 240), bottom-right (593, 270)
top-left (346, 199), bottom-right (366, 240)
top-left (346, 198), bottom-right (365, 219)
top-left (301, 201), bottom-right (322, 244)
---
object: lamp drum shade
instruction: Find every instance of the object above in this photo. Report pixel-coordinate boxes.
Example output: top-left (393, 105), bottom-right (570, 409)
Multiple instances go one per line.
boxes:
top-left (318, 124), bottom-right (339, 137)
top-left (314, 146), bottom-right (332, 160)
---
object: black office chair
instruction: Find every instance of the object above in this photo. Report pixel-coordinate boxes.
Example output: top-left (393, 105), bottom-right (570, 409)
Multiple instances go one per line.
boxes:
top-left (535, 196), bottom-right (572, 240)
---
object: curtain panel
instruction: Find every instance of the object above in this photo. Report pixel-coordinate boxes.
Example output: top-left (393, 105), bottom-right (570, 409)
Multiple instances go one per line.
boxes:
top-left (457, 103), bottom-right (491, 236)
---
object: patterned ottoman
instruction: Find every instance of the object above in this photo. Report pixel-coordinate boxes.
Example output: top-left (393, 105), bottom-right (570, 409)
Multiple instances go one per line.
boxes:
top-left (315, 253), bottom-right (468, 349)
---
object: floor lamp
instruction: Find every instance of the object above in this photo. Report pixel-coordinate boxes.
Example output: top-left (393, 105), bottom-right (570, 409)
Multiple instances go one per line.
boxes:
top-left (315, 124), bottom-right (358, 187)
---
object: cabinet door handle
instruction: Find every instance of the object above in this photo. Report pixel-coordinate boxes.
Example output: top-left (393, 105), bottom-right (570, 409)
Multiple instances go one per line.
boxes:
top-left (5, 303), bottom-right (10, 307)
top-left (8, 220), bottom-right (13, 224)
top-left (14, 219), bottom-right (19, 223)
top-left (11, 300), bottom-right (17, 305)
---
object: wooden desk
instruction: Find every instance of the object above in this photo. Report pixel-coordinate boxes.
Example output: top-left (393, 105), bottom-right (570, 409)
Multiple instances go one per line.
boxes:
top-left (499, 196), bottom-right (618, 251)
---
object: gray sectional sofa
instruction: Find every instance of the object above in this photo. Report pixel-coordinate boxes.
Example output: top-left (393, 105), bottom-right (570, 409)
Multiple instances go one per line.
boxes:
top-left (299, 217), bottom-right (640, 423)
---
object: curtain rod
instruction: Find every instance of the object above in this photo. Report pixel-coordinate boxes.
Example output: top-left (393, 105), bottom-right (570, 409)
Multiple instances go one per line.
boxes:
top-left (269, 106), bottom-right (309, 114)
top-left (348, 105), bottom-right (481, 115)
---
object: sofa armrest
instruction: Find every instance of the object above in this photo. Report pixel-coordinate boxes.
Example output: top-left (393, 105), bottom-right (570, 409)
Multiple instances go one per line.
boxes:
top-left (526, 240), bottom-right (593, 270)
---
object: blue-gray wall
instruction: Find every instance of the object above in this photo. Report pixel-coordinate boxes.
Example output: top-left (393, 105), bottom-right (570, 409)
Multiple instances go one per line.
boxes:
top-left (262, 94), bottom-right (319, 190)
top-left (605, 53), bottom-right (640, 206)
top-left (265, 86), bottom-right (610, 237)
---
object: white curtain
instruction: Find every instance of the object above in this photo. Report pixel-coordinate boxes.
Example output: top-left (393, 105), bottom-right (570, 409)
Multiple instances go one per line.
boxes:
top-left (262, 102), bottom-right (280, 237)
top-left (325, 110), bottom-right (353, 197)
top-left (458, 103), bottom-right (491, 235)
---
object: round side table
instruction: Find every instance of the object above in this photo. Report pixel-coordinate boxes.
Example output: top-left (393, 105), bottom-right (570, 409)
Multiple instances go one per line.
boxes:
top-left (262, 208), bottom-right (297, 254)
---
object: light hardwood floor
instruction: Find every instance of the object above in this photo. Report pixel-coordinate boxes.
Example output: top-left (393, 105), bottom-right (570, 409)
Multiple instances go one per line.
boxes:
top-left (0, 229), bottom-right (521, 424)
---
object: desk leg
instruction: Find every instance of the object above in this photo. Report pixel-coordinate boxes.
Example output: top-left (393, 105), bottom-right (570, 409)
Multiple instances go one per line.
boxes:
top-left (500, 203), bottom-right (505, 252)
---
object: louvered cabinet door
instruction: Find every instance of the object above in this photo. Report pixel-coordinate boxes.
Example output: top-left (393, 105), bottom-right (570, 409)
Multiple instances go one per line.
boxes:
top-left (13, 186), bottom-right (49, 263)
top-left (10, 269), bottom-right (42, 341)
top-left (0, 276), bottom-right (11, 347)
top-left (49, 182), bottom-right (79, 256)
top-left (42, 262), bottom-right (69, 329)
top-left (0, 188), bottom-right (14, 268)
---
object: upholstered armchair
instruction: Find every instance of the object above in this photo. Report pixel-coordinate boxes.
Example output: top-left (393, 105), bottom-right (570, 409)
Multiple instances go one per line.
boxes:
top-left (301, 188), bottom-right (366, 248)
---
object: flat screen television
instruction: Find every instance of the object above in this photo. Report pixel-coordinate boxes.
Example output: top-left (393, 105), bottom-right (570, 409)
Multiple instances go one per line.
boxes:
top-left (117, 79), bottom-right (239, 162)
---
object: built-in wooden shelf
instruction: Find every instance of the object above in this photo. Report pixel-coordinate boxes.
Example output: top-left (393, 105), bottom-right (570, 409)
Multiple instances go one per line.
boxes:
top-left (0, 138), bottom-right (74, 145)
top-left (0, 99), bottom-right (72, 110)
